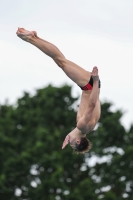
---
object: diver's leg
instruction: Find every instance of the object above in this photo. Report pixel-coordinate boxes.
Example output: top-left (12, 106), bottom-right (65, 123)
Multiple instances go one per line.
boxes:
top-left (16, 28), bottom-right (91, 87)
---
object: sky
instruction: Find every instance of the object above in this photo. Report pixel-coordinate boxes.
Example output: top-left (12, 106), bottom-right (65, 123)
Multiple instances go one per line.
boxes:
top-left (0, 0), bottom-right (133, 130)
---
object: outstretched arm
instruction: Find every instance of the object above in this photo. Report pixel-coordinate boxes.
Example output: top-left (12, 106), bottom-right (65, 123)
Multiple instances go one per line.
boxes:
top-left (77, 67), bottom-right (99, 132)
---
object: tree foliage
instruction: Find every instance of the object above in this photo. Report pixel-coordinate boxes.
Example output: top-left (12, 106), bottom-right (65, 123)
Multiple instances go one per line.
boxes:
top-left (0, 85), bottom-right (132, 200)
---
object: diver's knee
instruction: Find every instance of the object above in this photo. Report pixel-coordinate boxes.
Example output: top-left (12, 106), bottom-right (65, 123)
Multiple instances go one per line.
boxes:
top-left (53, 57), bottom-right (66, 69)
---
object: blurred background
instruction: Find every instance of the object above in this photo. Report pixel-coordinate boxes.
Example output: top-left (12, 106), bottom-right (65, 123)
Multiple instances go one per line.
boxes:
top-left (0, 0), bottom-right (133, 199)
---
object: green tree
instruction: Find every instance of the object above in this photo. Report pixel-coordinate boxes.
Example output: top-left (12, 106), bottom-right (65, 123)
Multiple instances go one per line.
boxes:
top-left (0, 85), bottom-right (132, 200)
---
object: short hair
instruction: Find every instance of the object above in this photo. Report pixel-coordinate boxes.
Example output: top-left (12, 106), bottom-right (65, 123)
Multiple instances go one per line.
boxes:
top-left (73, 137), bottom-right (91, 154)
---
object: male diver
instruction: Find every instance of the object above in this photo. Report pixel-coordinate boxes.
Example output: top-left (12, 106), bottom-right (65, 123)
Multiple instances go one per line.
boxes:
top-left (16, 28), bottom-right (101, 153)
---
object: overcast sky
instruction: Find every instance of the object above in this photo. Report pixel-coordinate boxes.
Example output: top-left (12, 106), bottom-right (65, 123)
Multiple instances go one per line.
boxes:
top-left (0, 0), bottom-right (133, 130)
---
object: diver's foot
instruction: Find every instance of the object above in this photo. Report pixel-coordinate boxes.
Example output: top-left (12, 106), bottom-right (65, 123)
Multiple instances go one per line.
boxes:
top-left (91, 66), bottom-right (99, 81)
top-left (16, 27), bottom-right (37, 42)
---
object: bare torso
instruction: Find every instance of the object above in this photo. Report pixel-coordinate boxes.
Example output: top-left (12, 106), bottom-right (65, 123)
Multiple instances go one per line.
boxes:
top-left (76, 89), bottom-right (101, 134)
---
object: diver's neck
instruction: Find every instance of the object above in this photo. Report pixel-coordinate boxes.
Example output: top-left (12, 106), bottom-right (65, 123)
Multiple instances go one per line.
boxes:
top-left (75, 127), bottom-right (86, 137)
